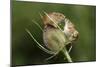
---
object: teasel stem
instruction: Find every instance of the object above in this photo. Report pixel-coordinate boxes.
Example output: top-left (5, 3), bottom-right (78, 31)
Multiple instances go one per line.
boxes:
top-left (25, 29), bottom-right (55, 54)
top-left (62, 47), bottom-right (73, 62)
top-left (46, 47), bottom-right (73, 62)
top-left (45, 42), bottom-right (72, 61)
top-left (68, 45), bottom-right (72, 53)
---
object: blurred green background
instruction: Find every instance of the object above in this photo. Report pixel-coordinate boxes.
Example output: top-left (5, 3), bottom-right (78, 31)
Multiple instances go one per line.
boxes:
top-left (12, 1), bottom-right (96, 66)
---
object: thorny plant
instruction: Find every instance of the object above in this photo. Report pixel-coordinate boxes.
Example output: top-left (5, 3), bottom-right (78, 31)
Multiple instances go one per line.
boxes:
top-left (26, 11), bottom-right (79, 63)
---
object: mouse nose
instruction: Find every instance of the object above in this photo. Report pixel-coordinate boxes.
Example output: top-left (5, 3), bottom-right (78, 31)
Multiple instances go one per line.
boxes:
top-left (72, 31), bottom-right (79, 40)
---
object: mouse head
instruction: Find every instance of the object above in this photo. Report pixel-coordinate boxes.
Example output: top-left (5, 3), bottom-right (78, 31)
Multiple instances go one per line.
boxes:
top-left (64, 18), bottom-right (79, 41)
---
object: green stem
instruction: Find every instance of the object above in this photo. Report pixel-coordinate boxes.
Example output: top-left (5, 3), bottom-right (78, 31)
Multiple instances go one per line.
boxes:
top-left (62, 47), bottom-right (73, 62)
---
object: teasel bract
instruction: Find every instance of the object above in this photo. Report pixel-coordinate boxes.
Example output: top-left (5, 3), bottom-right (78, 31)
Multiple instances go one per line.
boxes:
top-left (26, 12), bottom-right (79, 63)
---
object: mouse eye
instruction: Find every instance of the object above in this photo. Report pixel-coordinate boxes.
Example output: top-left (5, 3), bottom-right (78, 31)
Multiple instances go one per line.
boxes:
top-left (59, 14), bottom-right (62, 17)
